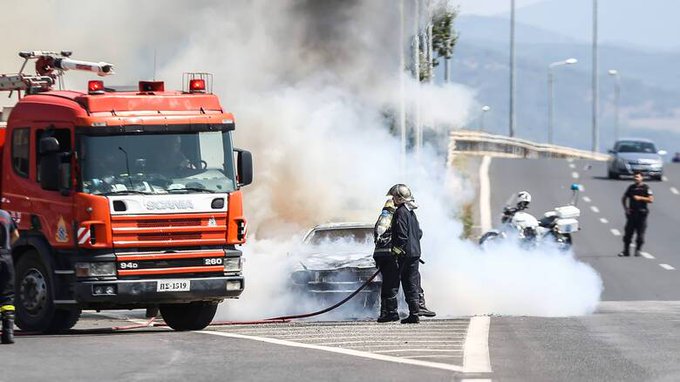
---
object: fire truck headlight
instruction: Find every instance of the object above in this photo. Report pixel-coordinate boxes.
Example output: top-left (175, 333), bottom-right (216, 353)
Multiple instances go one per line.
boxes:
top-left (75, 262), bottom-right (116, 277)
top-left (224, 257), bottom-right (242, 273)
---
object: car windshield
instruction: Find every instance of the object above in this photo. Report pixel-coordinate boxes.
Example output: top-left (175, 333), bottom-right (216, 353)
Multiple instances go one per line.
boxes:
top-left (79, 131), bottom-right (237, 195)
top-left (616, 141), bottom-right (658, 153)
top-left (305, 227), bottom-right (373, 246)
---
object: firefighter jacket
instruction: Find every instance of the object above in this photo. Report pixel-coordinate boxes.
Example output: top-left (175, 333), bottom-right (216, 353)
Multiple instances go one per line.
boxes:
top-left (391, 204), bottom-right (422, 258)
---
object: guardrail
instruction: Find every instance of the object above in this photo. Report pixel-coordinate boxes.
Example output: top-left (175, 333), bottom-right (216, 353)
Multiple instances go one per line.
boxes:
top-left (448, 130), bottom-right (609, 166)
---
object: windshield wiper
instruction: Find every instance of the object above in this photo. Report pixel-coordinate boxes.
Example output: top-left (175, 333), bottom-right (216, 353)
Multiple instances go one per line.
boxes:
top-left (101, 190), bottom-right (154, 196)
top-left (167, 187), bottom-right (215, 193)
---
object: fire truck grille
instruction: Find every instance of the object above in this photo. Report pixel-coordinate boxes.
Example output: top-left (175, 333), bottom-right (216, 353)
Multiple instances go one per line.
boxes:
top-left (111, 213), bottom-right (227, 248)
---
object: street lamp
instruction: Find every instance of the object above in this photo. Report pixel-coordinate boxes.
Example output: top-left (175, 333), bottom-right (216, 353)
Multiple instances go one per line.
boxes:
top-left (548, 58), bottom-right (578, 144)
top-left (480, 105), bottom-right (491, 131)
top-left (608, 69), bottom-right (620, 142)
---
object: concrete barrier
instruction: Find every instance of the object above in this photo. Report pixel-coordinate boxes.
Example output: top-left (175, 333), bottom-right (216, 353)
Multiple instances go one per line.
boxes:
top-left (448, 130), bottom-right (608, 166)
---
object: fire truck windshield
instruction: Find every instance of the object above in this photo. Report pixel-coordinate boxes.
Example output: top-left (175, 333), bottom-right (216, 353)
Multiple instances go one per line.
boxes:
top-left (79, 131), bottom-right (237, 195)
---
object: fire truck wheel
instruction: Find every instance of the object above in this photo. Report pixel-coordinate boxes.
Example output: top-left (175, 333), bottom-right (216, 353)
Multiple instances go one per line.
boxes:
top-left (160, 301), bottom-right (218, 331)
top-left (14, 251), bottom-right (81, 333)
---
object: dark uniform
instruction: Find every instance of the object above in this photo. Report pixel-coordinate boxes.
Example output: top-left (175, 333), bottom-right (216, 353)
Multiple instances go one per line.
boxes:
top-left (373, 202), bottom-right (400, 322)
top-left (0, 210), bottom-right (18, 344)
top-left (621, 181), bottom-right (653, 256)
top-left (391, 203), bottom-right (422, 324)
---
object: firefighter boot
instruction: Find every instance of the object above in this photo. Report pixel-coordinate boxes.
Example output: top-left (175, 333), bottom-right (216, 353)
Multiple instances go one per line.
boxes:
top-left (401, 299), bottom-right (420, 324)
top-left (377, 297), bottom-right (399, 323)
top-left (1, 306), bottom-right (15, 344)
top-left (417, 293), bottom-right (436, 317)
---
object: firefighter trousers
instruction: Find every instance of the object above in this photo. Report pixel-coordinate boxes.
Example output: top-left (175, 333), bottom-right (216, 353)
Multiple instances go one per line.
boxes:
top-left (0, 253), bottom-right (14, 307)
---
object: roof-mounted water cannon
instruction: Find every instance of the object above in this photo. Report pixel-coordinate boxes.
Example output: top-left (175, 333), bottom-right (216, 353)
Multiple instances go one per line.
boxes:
top-left (0, 51), bottom-right (115, 96)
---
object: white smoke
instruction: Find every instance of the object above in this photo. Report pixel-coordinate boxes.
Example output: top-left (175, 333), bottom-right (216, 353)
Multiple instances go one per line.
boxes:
top-left (0, 0), bottom-right (602, 319)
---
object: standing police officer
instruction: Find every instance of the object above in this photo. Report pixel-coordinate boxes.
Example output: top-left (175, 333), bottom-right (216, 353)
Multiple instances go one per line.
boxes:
top-left (619, 172), bottom-right (654, 257)
top-left (0, 210), bottom-right (20, 344)
top-left (391, 184), bottom-right (424, 324)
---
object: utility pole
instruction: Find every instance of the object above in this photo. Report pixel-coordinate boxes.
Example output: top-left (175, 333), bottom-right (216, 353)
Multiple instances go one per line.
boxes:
top-left (509, 0), bottom-right (516, 137)
top-left (400, 0), bottom-right (407, 173)
top-left (592, 0), bottom-right (599, 152)
top-left (413, 0), bottom-right (421, 158)
top-left (608, 69), bottom-right (620, 142)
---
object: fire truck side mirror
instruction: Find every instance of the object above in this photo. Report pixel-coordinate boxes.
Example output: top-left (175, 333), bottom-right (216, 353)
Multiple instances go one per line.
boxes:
top-left (235, 149), bottom-right (253, 187)
top-left (38, 137), bottom-right (71, 193)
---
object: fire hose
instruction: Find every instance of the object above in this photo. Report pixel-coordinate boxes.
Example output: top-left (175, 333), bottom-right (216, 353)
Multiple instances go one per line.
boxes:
top-left (12, 268), bottom-right (382, 335)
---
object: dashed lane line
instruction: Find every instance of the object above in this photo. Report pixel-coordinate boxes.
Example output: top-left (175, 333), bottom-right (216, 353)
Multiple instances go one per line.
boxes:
top-left (599, 217), bottom-right (609, 224)
top-left (662, 176), bottom-right (669, 182)
top-left (571, 172), bottom-right (579, 179)
top-left (569, 163), bottom-right (576, 169)
top-left (197, 330), bottom-right (465, 373)
top-left (610, 229), bottom-right (621, 236)
top-left (659, 264), bottom-right (675, 270)
top-left (590, 206), bottom-right (600, 213)
top-left (671, 187), bottom-right (679, 195)
top-left (639, 252), bottom-right (655, 259)
top-left (582, 196), bottom-right (592, 203)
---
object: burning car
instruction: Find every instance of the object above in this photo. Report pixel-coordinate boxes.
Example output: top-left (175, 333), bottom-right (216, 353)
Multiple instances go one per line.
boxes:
top-left (289, 222), bottom-right (380, 311)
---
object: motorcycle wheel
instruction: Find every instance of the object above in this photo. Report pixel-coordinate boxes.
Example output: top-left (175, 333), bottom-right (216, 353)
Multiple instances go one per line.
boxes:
top-left (549, 232), bottom-right (572, 251)
top-left (479, 231), bottom-right (501, 247)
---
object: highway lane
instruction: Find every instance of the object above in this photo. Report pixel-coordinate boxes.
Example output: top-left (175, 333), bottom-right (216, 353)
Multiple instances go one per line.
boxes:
top-left (484, 157), bottom-right (680, 381)
top-left (487, 157), bottom-right (680, 301)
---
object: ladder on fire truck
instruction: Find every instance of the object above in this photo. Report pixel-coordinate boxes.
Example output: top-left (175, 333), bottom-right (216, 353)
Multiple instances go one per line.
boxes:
top-left (0, 51), bottom-right (114, 96)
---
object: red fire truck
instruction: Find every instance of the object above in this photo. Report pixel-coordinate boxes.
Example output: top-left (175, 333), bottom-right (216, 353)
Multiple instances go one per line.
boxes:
top-left (0, 51), bottom-right (252, 332)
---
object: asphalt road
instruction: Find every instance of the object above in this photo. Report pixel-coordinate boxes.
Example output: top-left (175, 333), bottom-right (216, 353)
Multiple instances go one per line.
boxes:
top-left (485, 157), bottom-right (680, 381)
top-left (5, 158), bottom-right (680, 382)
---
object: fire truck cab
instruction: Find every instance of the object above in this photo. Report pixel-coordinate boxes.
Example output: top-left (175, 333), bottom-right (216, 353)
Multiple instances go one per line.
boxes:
top-left (0, 52), bottom-right (253, 332)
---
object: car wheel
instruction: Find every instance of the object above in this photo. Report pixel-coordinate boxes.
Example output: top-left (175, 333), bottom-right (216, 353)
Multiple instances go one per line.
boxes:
top-left (608, 169), bottom-right (619, 179)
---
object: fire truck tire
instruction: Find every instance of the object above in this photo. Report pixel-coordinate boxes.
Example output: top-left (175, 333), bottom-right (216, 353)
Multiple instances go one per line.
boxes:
top-left (14, 251), bottom-right (81, 333)
top-left (159, 301), bottom-right (218, 331)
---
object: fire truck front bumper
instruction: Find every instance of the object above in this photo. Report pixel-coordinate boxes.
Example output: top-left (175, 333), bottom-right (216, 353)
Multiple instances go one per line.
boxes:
top-left (73, 276), bottom-right (244, 304)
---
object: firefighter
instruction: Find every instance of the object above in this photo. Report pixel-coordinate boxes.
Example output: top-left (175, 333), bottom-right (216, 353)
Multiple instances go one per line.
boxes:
top-left (373, 196), bottom-right (400, 322)
top-left (619, 172), bottom-right (654, 257)
top-left (390, 184), bottom-right (424, 324)
top-left (0, 210), bottom-right (20, 344)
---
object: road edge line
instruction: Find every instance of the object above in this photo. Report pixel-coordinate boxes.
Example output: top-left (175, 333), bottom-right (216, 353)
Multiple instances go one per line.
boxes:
top-left (196, 330), bottom-right (464, 373)
top-left (463, 316), bottom-right (492, 373)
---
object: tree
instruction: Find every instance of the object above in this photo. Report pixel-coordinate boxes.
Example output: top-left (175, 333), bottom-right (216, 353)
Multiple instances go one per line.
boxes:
top-left (431, 7), bottom-right (459, 82)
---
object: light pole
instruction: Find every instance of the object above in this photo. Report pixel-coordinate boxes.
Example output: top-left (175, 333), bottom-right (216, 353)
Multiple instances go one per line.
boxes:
top-left (480, 105), bottom-right (491, 131)
top-left (592, 0), bottom-right (599, 152)
top-left (509, 0), bottom-right (516, 137)
top-left (608, 69), bottom-right (620, 142)
top-left (548, 58), bottom-right (578, 144)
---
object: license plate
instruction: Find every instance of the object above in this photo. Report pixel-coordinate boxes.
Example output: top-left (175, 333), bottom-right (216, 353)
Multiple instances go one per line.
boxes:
top-left (157, 279), bottom-right (190, 292)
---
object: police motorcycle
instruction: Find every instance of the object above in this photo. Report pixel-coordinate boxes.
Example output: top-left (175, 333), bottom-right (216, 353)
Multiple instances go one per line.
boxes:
top-left (478, 184), bottom-right (583, 250)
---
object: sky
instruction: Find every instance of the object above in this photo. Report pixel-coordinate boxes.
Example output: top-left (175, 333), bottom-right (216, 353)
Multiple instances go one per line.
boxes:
top-left (454, 0), bottom-right (543, 15)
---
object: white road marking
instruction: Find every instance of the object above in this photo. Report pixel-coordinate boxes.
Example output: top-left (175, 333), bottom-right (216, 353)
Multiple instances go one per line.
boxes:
top-left (571, 172), bottom-right (579, 179)
top-left (374, 349), bottom-right (462, 354)
top-left (671, 187), bottom-right (679, 195)
top-left (639, 252), bottom-right (655, 259)
top-left (198, 330), bottom-right (464, 372)
top-left (610, 229), bottom-right (621, 236)
top-left (659, 264), bottom-right (675, 270)
top-left (590, 206), bottom-right (600, 213)
top-left (569, 163), bottom-right (576, 169)
top-left (461, 380), bottom-right (492, 382)
top-left (463, 316), bottom-right (492, 373)
top-left (582, 196), bottom-right (592, 203)
top-left (480, 156), bottom-right (492, 232)
top-left (662, 176), bottom-right (669, 182)
top-left (599, 218), bottom-right (609, 224)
